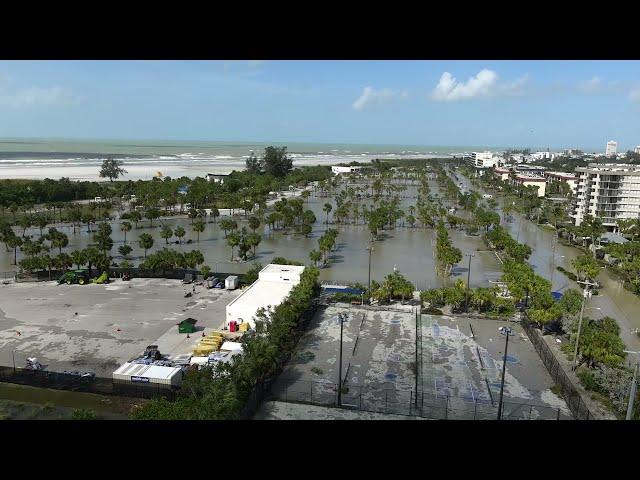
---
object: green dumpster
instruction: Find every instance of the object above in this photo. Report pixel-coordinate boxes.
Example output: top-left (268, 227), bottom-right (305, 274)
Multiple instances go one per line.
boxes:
top-left (178, 318), bottom-right (197, 334)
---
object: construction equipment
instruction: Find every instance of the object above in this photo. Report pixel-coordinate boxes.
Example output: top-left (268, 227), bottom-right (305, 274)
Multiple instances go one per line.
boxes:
top-left (91, 271), bottom-right (109, 284)
top-left (58, 269), bottom-right (90, 285)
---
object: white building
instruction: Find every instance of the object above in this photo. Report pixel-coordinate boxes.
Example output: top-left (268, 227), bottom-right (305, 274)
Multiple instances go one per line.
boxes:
top-left (493, 166), bottom-right (511, 182)
top-left (606, 141), bottom-right (618, 157)
top-left (205, 173), bottom-right (231, 183)
top-left (331, 165), bottom-right (362, 175)
top-left (467, 151), bottom-right (497, 169)
top-left (544, 171), bottom-right (579, 196)
top-left (113, 362), bottom-right (184, 388)
top-left (572, 163), bottom-right (640, 227)
top-left (530, 151), bottom-right (557, 161)
top-left (510, 174), bottom-right (547, 197)
top-left (225, 264), bottom-right (305, 329)
top-left (635, 146), bottom-right (640, 154)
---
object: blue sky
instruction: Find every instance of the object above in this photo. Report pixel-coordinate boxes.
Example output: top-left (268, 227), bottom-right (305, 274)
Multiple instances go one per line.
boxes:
top-left (0, 60), bottom-right (639, 151)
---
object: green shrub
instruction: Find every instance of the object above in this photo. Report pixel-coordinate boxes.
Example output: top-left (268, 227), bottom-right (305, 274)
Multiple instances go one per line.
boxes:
top-left (423, 307), bottom-right (443, 315)
top-left (578, 370), bottom-right (597, 391)
top-left (72, 408), bottom-right (97, 420)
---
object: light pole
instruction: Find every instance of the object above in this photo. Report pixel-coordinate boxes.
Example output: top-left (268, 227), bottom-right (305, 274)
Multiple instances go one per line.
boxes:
top-left (497, 326), bottom-right (512, 420)
top-left (12, 350), bottom-right (16, 374)
top-left (367, 245), bottom-right (374, 298)
top-left (464, 253), bottom-right (475, 312)
top-left (572, 281), bottom-right (599, 371)
top-left (338, 313), bottom-right (344, 405)
top-left (550, 232), bottom-right (558, 287)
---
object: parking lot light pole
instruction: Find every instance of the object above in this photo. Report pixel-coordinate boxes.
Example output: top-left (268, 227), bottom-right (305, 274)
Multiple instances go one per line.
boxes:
top-left (497, 327), bottom-right (512, 420)
top-left (337, 313), bottom-right (344, 407)
top-left (572, 281), bottom-right (598, 371)
top-left (464, 253), bottom-right (475, 312)
top-left (367, 245), bottom-right (374, 298)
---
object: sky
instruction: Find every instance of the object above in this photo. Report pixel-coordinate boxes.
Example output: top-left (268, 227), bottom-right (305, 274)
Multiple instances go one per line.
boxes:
top-left (0, 60), bottom-right (639, 151)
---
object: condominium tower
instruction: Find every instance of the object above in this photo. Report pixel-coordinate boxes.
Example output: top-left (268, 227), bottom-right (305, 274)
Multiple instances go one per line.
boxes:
top-left (606, 140), bottom-right (618, 157)
top-left (572, 163), bottom-right (640, 228)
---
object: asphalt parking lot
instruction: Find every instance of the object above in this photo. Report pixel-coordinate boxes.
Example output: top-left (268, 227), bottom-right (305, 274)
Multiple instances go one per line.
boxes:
top-left (0, 278), bottom-right (242, 376)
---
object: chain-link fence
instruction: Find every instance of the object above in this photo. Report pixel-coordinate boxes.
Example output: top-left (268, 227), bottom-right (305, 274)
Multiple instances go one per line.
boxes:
top-left (0, 366), bottom-right (178, 401)
top-left (520, 316), bottom-right (591, 420)
top-left (265, 377), bottom-right (567, 420)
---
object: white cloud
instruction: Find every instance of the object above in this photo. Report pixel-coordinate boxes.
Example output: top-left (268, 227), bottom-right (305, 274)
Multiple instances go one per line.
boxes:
top-left (0, 85), bottom-right (81, 108)
top-left (352, 86), bottom-right (408, 110)
top-left (430, 69), bottom-right (527, 101)
top-left (580, 76), bottom-right (602, 93)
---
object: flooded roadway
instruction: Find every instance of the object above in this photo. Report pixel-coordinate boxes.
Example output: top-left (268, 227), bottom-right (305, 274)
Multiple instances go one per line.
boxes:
top-left (454, 169), bottom-right (640, 355)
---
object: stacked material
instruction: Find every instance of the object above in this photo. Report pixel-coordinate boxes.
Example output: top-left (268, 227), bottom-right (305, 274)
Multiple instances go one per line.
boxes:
top-left (192, 331), bottom-right (225, 356)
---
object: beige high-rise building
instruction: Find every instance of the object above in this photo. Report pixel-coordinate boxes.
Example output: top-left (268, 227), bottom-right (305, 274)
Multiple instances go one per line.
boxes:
top-left (572, 163), bottom-right (640, 228)
top-left (606, 140), bottom-right (618, 157)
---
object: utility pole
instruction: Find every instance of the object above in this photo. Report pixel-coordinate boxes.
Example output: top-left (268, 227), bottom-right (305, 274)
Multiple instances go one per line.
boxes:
top-left (497, 327), bottom-right (512, 420)
top-left (337, 313), bottom-right (344, 407)
top-left (465, 253), bottom-right (475, 312)
top-left (550, 232), bottom-right (558, 288)
top-left (572, 281), bottom-right (598, 371)
top-left (367, 245), bottom-right (374, 297)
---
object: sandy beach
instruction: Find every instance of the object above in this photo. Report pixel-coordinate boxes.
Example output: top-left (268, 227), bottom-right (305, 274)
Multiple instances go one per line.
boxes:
top-left (0, 154), bottom-right (447, 181)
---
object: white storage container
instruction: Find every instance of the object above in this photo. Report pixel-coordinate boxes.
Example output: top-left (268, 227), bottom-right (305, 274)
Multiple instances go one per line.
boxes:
top-left (225, 275), bottom-right (238, 290)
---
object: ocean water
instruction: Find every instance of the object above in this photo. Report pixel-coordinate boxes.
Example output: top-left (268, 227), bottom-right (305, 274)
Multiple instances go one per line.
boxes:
top-left (0, 138), bottom-right (496, 181)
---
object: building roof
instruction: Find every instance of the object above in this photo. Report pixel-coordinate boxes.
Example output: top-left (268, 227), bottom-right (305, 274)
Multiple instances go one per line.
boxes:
top-left (226, 280), bottom-right (295, 314)
top-left (513, 175), bottom-right (546, 182)
top-left (260, 264), bottom-right (305, 276)
top-left (113, 362), bottom-right (182, 379)
top-left (545, 171), bottom-right (578, 180)
top-left (602, 232), bottom-right (629, 244)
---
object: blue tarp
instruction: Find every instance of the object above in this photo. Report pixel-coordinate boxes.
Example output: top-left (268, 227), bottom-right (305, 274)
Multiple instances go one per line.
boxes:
top-left (552, 291), bottom-right (563, 300)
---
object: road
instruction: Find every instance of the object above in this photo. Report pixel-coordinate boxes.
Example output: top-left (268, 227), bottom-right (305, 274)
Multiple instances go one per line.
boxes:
top-left (452, 167), bottom-right (640, 357)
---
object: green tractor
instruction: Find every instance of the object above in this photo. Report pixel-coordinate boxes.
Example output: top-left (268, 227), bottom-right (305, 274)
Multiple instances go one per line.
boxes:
top-left (58, 269), bottom-right (90, 285)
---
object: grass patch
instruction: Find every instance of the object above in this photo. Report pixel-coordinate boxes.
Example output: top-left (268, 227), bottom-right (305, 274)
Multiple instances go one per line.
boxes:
top-left (550, 384), bottom-right (562, 396)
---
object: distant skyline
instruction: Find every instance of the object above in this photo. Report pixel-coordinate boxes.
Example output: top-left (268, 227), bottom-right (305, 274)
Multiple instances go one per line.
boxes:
top-left (0, 60), bottom-right (639, 152)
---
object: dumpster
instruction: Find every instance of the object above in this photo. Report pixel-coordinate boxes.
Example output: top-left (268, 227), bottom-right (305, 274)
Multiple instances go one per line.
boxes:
top-left (178, 318), bottom-right (198, 334)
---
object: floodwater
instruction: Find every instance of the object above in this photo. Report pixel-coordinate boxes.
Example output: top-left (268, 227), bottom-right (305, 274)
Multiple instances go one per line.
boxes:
top-left (0, 180), bottom-right (503, 291)
top-left (455, 169), bottom-right (640, 354)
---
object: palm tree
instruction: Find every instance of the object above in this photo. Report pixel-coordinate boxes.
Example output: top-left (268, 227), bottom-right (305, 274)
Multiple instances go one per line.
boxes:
top-left (227, 231), bottom-right (241, 261)
top-left (138, 233), bottom-right (154, 258)
top-left (309, 249), bottom-right (322, 267)
top-left (174, 226), bottom-right (186, 245)
top-left (120, 221), bottom-right (132, 244)
top-left (160, 225), bottom-right (173, 245)
top-left (192, 220), bottom-right (205, 243)
top-left (6, 234), bottom-right (22, 265)
top-left (323, 203), bottom-right (332, 226)
top-left (70, 250), bottom-right (86, 270)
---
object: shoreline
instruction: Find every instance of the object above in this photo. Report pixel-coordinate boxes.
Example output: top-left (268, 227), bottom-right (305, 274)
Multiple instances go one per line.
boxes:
top-left (0, 155), bottom-right (450, 182)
